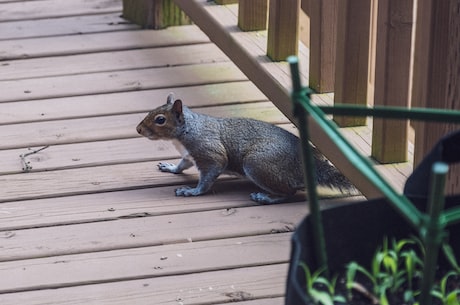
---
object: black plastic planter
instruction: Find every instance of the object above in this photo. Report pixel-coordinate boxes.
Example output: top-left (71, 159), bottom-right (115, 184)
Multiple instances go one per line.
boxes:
top-left (285, 195), bottom-right (460, 305)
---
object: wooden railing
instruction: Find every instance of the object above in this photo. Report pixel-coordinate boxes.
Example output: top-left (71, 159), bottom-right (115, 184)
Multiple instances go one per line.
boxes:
top-left (122, 0), bottom-right (460, 195)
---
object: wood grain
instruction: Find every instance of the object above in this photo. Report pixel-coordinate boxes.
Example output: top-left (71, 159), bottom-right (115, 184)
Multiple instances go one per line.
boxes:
top-left (0, 234), bottom-right (291, 293)
top-left (0, 82), bottom-right (266, 125)
top-left (0, 203), bottom-right (305, 261)
top-left (0, 25), bottom-right (209, 60)
top-left (1, 62), bottom-right (247, 103)
top-left (0, 264), bottom-right (288, 305)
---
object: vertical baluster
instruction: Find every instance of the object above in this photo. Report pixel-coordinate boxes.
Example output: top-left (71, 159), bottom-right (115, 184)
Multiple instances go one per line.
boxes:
top-left (267, 0), bottom-right (300, 61)
top-left (372, 0), bottom-right (414, 163)
top-left (309, 0), bottom-right (338, 93)
top-left (333, 0), bottom-right (373, 127)
top-left (122, 0), bottom-right (190, 29)
top-left (238, 0), bottom-right (268, 31)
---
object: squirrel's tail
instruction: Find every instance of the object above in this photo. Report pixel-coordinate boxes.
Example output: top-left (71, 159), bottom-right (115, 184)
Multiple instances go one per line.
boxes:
top-left (313, 150), bottom-right (359, 195)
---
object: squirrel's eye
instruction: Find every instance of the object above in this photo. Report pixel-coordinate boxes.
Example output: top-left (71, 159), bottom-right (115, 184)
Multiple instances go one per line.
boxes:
top-left (154, 115), bottom-right (166, 126)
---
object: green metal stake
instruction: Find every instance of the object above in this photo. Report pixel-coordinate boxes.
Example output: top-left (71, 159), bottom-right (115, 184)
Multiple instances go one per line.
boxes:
top-left (288, 56), bottom-right (329, 275)
top-left (419, 162), bottom-right (449, 305)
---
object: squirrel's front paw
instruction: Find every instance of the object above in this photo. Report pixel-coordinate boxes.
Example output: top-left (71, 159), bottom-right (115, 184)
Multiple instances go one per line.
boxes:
top-left (175, 186), bottom-right (201, 197)
top-left (158, 162), bottom-right (179, 173)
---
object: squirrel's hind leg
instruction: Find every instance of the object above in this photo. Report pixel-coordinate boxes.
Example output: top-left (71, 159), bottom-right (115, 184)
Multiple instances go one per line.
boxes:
top-left (243, 157), bottom-right (297, 204)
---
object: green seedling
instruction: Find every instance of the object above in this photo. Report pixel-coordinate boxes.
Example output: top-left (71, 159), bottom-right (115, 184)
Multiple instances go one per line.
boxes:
top-left (299, 262), bottom-right (346, 305)
top-left (346, 236), bottom-right (426, 304)
top-left (431, 271), bottom-right (460, 305)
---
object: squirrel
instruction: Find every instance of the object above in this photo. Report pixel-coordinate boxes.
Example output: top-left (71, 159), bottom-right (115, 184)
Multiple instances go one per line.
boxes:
top-left (136, 93), bottom-right (356, 204)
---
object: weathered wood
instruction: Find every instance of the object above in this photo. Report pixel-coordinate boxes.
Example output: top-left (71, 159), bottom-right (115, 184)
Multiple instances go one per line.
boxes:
top-left (0, 181), bottom-right (257, 231)
top-left (0, 0), bottom-right (121, 23)
top-left (308, 0), bottom-right (338, 93)
top-left (411, 0), bottom-right (460, 194)
top-left (238, 0), bottom-right (268, 31)
top-left (0, 13), bottom-right (139, 41)
top-left (0, 264), bottom-right (287, 305)
top-left (0, 234), bottom-right (290, 293)
top-left (0, 82), bottom-right (267, 125)
top-left (0, 159), bottom-right (195, 203)
top-left (0, 203), bottom-right (305, 261)
top-left (0, 25), bottom-right (209, 60)
top-left (333, 0), bottom-right (372, 127)
top-left (122, 0), bottom-right (191, 29)
top-left (0, 102), bottom-right (288, 150)
top-left (0, 183), bottom-right (355, 233)
top-left (371, 0), bottom-right (414, 163)
top-left (266, 0), bottom-right (300, 61)
top-left (1, 62), bottom-right (247, 103)
top-left (0, 43), bottom-right (228, 81)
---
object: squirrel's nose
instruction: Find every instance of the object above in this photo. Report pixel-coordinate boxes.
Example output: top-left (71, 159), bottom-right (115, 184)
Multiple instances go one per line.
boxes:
top-left (136, 124), bottom-right (143, 135)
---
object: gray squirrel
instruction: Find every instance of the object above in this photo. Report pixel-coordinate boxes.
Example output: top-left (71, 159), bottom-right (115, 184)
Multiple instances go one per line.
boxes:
top-left (136, 93), bottom-right (356, 204)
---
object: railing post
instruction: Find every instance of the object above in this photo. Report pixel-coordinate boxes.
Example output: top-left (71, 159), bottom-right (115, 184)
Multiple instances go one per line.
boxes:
top-left (308, 0), bottom-right (338, 93)
top-left (122, 0), bottom-right (191, 29)
top-left (238, 0), bottom-right (268, 31)
top-left (333, 0), bottom-right (373, 127)
top-left (371, 0), bottom-right (414, 163)
top-left (411, 0), bottom-right (460, 194)
top-left (267, 0), bottom-right (300, 61)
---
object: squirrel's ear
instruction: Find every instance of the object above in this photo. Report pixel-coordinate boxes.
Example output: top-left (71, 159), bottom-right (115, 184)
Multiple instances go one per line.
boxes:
top-left (172, 99), bottom-right (183, 121)
top-left (166, 93), bottom-right (175, 104)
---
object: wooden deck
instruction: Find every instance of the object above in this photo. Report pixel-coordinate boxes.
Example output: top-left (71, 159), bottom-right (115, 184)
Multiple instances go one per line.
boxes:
top-left (0, 1), bottom-right (372, 304)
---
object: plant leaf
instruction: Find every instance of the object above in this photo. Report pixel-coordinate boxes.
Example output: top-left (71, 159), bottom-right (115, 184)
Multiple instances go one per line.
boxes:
top-left (442, 243), bottom-right (460, 273)
top-left (310, 289), bottom-right (334, 305)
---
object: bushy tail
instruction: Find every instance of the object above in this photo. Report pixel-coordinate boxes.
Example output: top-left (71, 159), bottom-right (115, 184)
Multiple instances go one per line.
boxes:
top-left (313, 149), bottom-right (359, 194)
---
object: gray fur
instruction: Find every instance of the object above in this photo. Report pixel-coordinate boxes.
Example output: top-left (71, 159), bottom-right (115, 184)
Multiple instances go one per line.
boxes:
top-left (136, 95), bottom-right (356, 204)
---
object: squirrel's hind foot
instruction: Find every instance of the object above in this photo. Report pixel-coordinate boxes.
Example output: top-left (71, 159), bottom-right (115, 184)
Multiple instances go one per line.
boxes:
top-left (250, 192), bottom-right (289, 205)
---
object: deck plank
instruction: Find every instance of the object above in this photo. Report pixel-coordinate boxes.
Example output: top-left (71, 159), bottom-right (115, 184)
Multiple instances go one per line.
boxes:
top-left (0, 182), bottom-right (360, 232)
top-left (0, 25), bottom-right (209, 60)
top-left (0, 264), bottom-right (288, 305)
top-left (0, 181), bottom-right (260, 230)
top-left (0, 159), bottom-right (198, 202)
top-left (0, 13), bottom-right (139, 41)
top-left (0, 203), bottom-right (305, 261)
top-left (1, 62), bottom-right (246, 103)
top-left (0, 234), bottom-right (291, 293)
top-left (0, 102), bottom-right (288, 150)
top-left (1, 43), bottom-right (229, 81)
top-left (0, 0), bottom-right (121, 22)
top-left (0, 82), bottom-right (267, 125)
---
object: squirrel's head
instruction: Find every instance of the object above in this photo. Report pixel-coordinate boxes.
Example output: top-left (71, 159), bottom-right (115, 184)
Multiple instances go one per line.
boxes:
top-left (136, 93), bottom-right (185, 140)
